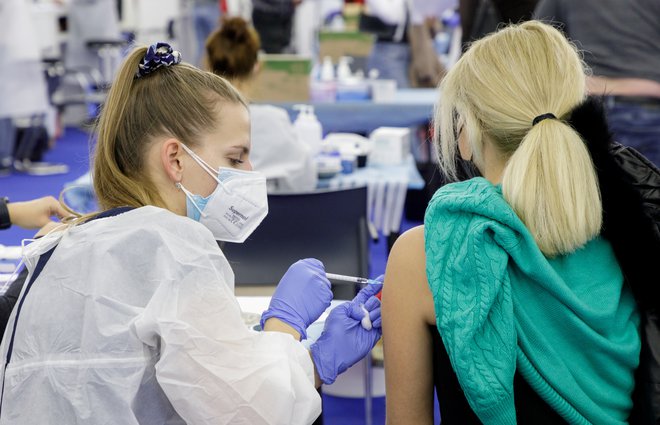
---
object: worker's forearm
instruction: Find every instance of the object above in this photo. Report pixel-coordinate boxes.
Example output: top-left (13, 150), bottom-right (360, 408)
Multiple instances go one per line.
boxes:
top-left (263, 318), bottom-right (322, 388)
top-left (263, 317), bottom-right (301, 340)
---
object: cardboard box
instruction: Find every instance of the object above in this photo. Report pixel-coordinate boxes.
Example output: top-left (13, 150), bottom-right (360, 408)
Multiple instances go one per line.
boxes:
top-left (369, 127), bottom-right (411, 166)
top-left (318, 31), bottom-right (375, 63)
top-left (251, 55), bottom-right (312, 103)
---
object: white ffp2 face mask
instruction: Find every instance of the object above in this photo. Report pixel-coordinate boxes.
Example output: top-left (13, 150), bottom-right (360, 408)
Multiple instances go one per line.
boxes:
top-left (176, 144), bottom-right (268, 243)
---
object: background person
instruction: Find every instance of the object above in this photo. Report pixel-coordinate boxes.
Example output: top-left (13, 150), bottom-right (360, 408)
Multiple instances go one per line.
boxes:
top-left (192, 0), bottom-right (222, 66)
top-left (360, 0), bottom-right (411, 88)
top-left (251, 0), bottom-right (301, 54)
top-left (460, 0), bottom-right (539, 48)
top-left (0, 196), bottom-right (68, 231)
top-left (64, 0), bottom-right (121, 70)
top-left (535, 0), bottom-right (660, 166)
top-left (407, 0), bottom-right (452, 88)
top-left (0, 0), bottom-right (51, 175)
top-left (205, 17), bottom-right (318, 193)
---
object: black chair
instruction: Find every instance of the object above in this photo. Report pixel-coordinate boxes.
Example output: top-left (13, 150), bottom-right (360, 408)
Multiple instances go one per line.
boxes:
top-left (221, 186), bottom-right (370, 300)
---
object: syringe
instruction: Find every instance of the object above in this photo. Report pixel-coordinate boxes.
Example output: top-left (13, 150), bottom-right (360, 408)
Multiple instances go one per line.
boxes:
top-left (325, 273), bottom-right (381, 286)
top-left (326, 273), bottom-right (382, 330)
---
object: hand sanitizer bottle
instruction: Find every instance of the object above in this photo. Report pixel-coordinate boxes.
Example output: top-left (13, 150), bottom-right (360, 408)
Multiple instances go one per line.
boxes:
top-left (293, 105), bottom-right (323, 156)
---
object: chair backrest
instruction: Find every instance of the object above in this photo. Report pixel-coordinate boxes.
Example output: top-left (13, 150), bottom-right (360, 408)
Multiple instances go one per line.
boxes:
top-left (221, 187), bottom-right (369, 300)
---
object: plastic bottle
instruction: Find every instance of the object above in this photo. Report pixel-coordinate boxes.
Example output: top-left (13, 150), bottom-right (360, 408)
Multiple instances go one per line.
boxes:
top-left (293, 105), bottom-right (323, 156)
top-left (320, 56), bottom-right (335, 82)
top-left (335, 56), bottom-right (370, 101)
top-left (311, 57), bottom-right (337, 102)
top-left (336, 56), bottom-right (353, 81)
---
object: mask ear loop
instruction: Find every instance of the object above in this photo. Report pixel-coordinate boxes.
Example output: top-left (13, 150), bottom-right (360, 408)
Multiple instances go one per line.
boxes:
top-left (21, 238), bottom-right (36, 255)
top-left (18, 222), bottom-right (67, 260)
top-left (180, 143), bottom-right (219, 176)
top-left (179, 143), bottom-right (233, 195)
top-left (176, 182), bottom-right (207, 218)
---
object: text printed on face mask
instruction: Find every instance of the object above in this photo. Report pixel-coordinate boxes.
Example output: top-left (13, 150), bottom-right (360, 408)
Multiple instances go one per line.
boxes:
top-left (224, 206), bottom-right (248, 229)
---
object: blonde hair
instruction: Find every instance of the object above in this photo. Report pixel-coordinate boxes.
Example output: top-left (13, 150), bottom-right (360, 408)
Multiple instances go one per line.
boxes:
top-left (91, 45), bottom-right (246, 212)
top-left (435, 21), bottom-right (602, 257)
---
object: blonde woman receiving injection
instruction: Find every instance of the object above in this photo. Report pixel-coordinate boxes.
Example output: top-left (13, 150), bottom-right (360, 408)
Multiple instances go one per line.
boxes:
top-left (382, 21), bottom-right (644, 424)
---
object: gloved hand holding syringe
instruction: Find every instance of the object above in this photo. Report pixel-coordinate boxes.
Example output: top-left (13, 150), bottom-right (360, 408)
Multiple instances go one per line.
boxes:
top-left (326, 273), bottom-right (384, 330)
top-left (260, 259), bottom-right (384, 385)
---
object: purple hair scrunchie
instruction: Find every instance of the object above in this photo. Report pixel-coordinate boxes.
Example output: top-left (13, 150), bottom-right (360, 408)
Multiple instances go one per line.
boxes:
top-left (135, 42), bottom-right (182, 79)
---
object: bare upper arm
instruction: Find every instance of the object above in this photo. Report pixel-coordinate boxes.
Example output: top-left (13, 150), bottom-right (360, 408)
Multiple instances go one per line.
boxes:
top-left (382, 225), bottom-right (436, 425)
top-left (383, 225), bottom-right (436, 325)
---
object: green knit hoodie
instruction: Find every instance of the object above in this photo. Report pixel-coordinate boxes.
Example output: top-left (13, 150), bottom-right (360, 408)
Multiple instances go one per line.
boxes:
top-left (424, 178), bottom-right (640, 424)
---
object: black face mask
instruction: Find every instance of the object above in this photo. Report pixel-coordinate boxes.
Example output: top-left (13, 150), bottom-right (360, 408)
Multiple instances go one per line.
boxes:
top-left (451, 114), bottom-right (482, 182)
top-left (455, 154), bottom-right (482, 182)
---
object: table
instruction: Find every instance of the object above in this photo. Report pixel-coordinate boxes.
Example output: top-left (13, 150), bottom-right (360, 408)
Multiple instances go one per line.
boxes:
top-left (274, 88), bottom-right (437, 135)
top-left (318, 155), bottom-right (424, 237)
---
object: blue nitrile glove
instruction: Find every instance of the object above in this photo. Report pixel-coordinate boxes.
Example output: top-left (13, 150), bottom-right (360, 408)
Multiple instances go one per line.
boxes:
top-left (260, 259), bottom-right (333, 340)
top-left (309, 282), bottom-right (384, 385)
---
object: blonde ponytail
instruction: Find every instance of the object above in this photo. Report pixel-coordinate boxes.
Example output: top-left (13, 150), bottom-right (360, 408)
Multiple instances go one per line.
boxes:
top-left (436, 21), bottom-right (603, 256)
top-left (502, 119), bottom-right (601, 256)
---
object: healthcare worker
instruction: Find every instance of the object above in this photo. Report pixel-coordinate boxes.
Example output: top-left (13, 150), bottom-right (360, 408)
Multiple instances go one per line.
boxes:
top-left (0, 43), bottom-right (383, 425)
top-left (0, 0), bottom-right (50, 174)
top-left (64, 0), bottom-right (121, 70)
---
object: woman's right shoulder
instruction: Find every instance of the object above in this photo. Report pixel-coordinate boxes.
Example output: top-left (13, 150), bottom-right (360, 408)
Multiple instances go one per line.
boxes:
top-left (389, 226), bottom-right (426, 273)
top-left (394, 225), bottom-right (425, 245)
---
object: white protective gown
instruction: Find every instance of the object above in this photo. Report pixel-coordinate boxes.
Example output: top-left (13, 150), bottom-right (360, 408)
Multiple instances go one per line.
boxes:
top-left (249, 105), bottom-right (318, 193)
top-left (0, 206), bottom-right (321, 425)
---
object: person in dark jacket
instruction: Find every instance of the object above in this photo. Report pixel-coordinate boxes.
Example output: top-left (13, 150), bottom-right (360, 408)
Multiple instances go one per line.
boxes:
top-left (251, 0), bottom-right (300, 53)
top-left (460, 0), bottom-right (539, 47)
